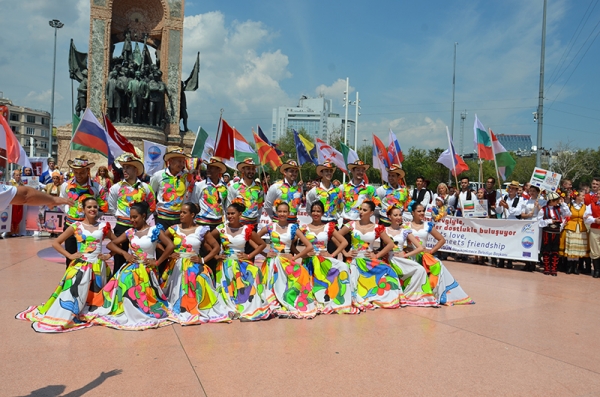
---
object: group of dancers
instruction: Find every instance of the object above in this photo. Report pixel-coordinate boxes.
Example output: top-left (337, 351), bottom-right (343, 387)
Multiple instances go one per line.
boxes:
top-left (16, 149), bottom-right (473, 333)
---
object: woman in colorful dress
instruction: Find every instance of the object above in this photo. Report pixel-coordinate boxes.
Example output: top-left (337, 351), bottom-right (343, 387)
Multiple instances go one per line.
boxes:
top-left (94, 165), bottom-right (113, 190)
top-left (409, 203), bottom-right (474, 305)
top-left (338, 201), bottom-right (404, 310)
top-left (300, 201), bottom-right (358, 314)
top-left (564, 191), bottom-right (589, 274)
top-left (385, 206), bottom-right (438, 307)
top-left (258, 201), bottom-right (317, 318)
top-left (16, 197), bottom-right (114, 332)
top-left (213, 202), bottom-right (270, 321)
top-left (84, 201), bottom-right (175, 330)
top-left (161, 202), bottom-right (231, 325)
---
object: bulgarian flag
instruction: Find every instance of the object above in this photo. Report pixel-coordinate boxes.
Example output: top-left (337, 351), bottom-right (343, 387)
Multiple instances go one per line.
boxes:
top-left (490, 129), bottom-right (516, 180)
top-left (474, 114), bottom-right (494, 161)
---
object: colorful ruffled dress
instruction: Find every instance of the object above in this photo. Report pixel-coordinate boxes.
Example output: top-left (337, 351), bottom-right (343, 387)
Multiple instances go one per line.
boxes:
top-left (386, 226), bottom-right (438, 307)
top-left (16, 222), bottom-right (112, 332)
top-left (83, 225), bottom-right (173, 330)
top-left (161, 225), bottom-right (231, 325)
top-left (410, 222), bottom-right (474, 305)
top-left (300, 223), bottom-right (358, 314)
top-left (215, 225), bottom-right (272, 321)
top-left (264, 223), bottom-right (318, 318)
top-left (346, 222), bottom-right (403, 310)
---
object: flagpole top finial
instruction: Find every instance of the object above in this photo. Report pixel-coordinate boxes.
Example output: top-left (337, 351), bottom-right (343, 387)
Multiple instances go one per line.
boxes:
top-left (220, 108), bottom-right (224, 115)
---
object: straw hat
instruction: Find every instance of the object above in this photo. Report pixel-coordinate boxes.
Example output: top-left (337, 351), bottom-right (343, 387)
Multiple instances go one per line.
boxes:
top-left (280, 159), bottom-right (300, 173)
top-left (237, 157), bottom-right (258, 172)
top-left (507, 180), bottom-right (521, 189)
top-left (163, 147), bottom-right (190, 162)
top-left (386, 163), bottom-right (405, 179)
top-left (67, 155), bottom-right (95, 169)
top-left (316, 160), bottom-right (336, 175)
top-left (118, 154), bottom-right (144, 176)
top-left (348, 159), bottom-right (370, 171)
top-left (205, 157), bottom-right (227, 173)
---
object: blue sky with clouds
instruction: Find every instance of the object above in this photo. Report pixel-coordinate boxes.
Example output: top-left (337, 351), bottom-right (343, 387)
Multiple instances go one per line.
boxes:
top-left (1, 0), bottom-right (598, 153)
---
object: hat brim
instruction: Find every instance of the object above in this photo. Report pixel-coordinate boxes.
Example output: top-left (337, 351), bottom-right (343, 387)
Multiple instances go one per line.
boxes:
top-left (348, 164), bottom-right (370, 171)
top-left (387, 168), bottom-right (405, 178)
top-left (163, 152), bottom-right (191, 162)
top-left (316, 165), bottom-right (337, 174)
top-left (237, 162), bottom-right (258, 172)
top-left (207, 161), bottom-right (227, 173)
top-left (280, 164), bottom-right (300, 173)
top-left (67, 160), bottom-right (95, 169)
top-left (120, 159), bottom-right (144, 176)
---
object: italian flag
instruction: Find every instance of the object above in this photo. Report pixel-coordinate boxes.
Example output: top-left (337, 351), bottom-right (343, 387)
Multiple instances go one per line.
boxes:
top-left (474, 114), bottom-right (494, 161)
top-left (491, 129), bottom-right (516, 181)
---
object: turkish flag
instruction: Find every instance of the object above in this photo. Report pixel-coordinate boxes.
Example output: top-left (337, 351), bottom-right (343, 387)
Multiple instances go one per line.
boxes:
top-left (103, 115), bottom-right (137, 155)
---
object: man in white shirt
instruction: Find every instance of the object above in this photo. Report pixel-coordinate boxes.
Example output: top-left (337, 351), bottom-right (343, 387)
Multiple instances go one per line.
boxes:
top-left (411, 176), bottom-right (432, 208)
top-left (449, 176), bottom-right (474, 217)
top-left (495, 180), bottom-right (523, 269)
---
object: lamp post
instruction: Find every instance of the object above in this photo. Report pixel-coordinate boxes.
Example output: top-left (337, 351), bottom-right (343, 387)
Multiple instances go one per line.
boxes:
top-left (342, 77), bottom-right (350, 183)
top-left (49, 19), bottom-right (64, 160)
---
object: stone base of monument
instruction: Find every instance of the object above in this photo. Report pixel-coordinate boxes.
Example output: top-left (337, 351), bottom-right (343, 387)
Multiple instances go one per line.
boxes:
top-left (56, 122), bottom-right (197, 174)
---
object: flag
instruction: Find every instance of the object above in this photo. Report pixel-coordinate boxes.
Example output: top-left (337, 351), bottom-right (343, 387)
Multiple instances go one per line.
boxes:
top-left (437, 126), bottom-right (469, 176)
top-left (191, 126), bottom-right (209, 158)
top-left (490, 129), bottom-right (516, 180)
top-left (373, 134), bottom-right (390, 182)
top-left (293, 129), bottom-right (317, 165)
top-left (258, 125), bottom-right (283, 156)
top-left (316, 138), bottom-right (348, 173)
top-left (184, 52), bottom-right (200, 92)
top-left (30, 157), bottom-right (50, 182)
top-left (388, 129), bottom-right (404, 163)
top-left (298, 133), bottom-right (318, 164)
top-left (339, 141), bottom-right (359, 168)
top-left (68, 38), bottom-right (88, 82)
top-left (104, 115), bottom-right (137, 160)
top-left (253, 130), bottom-right (283, 170)
top-left (222, 128), bottom-right (259, 169)
top-left (0, 113), bottom-right (32, 169)
top-left (200, 136), bottom-right (215, 162)
top-left (474, 115), bottom-right (494, 161)
top-left (214, 117), bottom-right (235, 159)
top-left (72, 109), bottom-right (111, 160)
top-left (143, 140), bottom-right (167, 176)
top-left (71, 113), bottom-right (93, 153)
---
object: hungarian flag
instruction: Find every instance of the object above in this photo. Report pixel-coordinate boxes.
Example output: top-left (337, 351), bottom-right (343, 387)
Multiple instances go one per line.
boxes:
top-left (214, 116), bottom-right (235, 159)
top-left (316, 138), bottom-right (348, 173)
top-left (474, 114), bottom-right (494, 161)
top-left (437, 126), bottom-right (469, 176)
top-left (388, 129), bottom-right (404, 163)
top-left (253, 130), bottom-right (282, 170)
top-left (490, 129), bottom-right (516, 180)
top-left (0, 113), bottom-right (31, 168)
top-left (372, 134), bottom-right (390, 182)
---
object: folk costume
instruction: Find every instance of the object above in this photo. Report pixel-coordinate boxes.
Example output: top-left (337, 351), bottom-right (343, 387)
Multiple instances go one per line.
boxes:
top-left (538, 192), bottom-right (571, 276)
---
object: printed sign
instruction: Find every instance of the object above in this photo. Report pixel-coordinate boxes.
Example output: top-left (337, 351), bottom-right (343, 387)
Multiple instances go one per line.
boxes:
top-left (462, 199), bottom-right (488, 218)
top-left (22, 176), bottom-right (40, 188)
top-left (530, 167), bottom-right (561, 192)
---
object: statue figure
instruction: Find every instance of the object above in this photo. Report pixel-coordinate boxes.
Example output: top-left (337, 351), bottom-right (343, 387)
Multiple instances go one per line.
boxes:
top-left (105, 70), bottom-right (121, 122)
top-left (121, 31), bottom-right (133, 64)
top-left (75, 69), bottom-right (88, 116)
top-left (180, 80), bottom-right (189, 132)
top-left (118, 67), bottom-right (132, 123)
top-left (128, 71), bottom-right (147, 124)
top-left (148, 71), bottom-right (165, 126)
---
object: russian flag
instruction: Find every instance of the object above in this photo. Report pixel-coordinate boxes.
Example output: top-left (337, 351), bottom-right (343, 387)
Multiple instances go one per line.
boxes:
top-left (72, 109), bottom-right (112, 162)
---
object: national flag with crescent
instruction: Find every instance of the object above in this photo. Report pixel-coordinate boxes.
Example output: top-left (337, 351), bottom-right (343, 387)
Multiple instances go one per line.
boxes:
top-left (0, 113), bottom-right (31, 169)
top-left (104, 115), bottom-right (137, 159)
top-left (316, 138), bottom-right (348, 173)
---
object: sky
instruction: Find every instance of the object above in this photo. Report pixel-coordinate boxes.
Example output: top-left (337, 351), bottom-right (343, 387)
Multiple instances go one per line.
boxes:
top-left (1, 0), bottom-right (599, 154)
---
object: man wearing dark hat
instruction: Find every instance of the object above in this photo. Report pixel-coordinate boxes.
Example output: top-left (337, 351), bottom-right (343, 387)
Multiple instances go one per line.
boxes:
top-left (340, 160), bottom-right (381, 223)
top-left (376, 164), bottom-right (409, 226)
top-left (306, 160), bottom-right (343, 224)
top-left (59, 155), bottom-right (108, 267)
top-left (191, 157), bottom-right (228, 228)
top-left (108, 154), bottom-right (156, 272)
top-left (226, 158), bottom-right (264, 226)
top-left (265, 160), bottom-right (303, 223)
top-left (150, 147), bottom-right (194, 230)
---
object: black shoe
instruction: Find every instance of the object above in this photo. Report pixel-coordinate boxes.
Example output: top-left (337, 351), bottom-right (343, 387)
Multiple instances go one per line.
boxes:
top-left (566, 263), bottom-right (573, 275)
top-left (593, 270), bottom-right (600, 279)
top-left (506, 262), bottom-right (513, 269)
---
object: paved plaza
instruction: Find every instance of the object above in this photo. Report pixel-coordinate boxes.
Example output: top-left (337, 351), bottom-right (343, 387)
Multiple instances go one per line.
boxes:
top-left (2, 236), bottom-right (600, 397)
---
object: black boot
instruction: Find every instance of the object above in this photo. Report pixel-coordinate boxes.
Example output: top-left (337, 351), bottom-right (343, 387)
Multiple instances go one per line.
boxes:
top-left (566, 260), bottom-right (575, 275)
top-left (542, 253), bottom-right (550, 275)
top-left (593, 258), bottom-right (600, 278)
top-left (583, 257), bottom-right (592, 275)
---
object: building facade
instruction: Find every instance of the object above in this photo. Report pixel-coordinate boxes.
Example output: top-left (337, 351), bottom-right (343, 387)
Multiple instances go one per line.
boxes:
top-left (0, 96), bottom-right (55, 158)
top-left (495, 134), bottom-right (533, 153)
top-left (272, 95), bottom-right (355, 144)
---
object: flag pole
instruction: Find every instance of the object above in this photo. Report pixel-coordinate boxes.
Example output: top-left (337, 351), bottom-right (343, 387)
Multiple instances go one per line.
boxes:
top-left (446, 126), bottom-right (461, 211)
top-left (489, 128), bottom-right (502, 192)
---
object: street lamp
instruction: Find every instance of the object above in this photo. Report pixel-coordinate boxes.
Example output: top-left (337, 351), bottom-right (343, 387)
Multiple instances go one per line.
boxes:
top-left (49, 19), bottom-right (64, 160)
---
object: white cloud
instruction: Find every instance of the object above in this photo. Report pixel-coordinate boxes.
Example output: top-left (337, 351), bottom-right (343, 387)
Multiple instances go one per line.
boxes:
top-left (315, 79), bottom-right (355, 104)
top-left (24, 90), bottom-right (64, 106)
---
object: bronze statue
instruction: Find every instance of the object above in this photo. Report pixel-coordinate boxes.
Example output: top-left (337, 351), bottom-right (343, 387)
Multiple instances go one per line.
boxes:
top-left (148, 71), bottom-right (165, 126)
top-left (121, 31), bottom-right (132, 64)
top-left (75, 69), bottom-right (88, 116)
top-left (128, 71), bottom-right (147, 124)
top-left (105, 70), bottom-right (121, 122)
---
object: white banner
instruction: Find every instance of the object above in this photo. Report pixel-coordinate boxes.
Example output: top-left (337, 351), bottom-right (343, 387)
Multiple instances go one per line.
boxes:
top-left (425, 216), bottom-right (539, 261)
top-left (143, 140), bottom-right (166, 176)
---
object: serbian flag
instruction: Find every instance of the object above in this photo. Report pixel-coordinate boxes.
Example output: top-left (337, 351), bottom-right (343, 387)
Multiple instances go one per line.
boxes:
top-left (104, 115), bottom-right (137, 158)
top-left (257, 125), bottom-right (283, 156)
top-left (0, 113), bottom-right (31, 168)
top-left (437, 126), bottom-right (469, 176)
top-left (253, 130), bottom-right (282, 170)
top-left (373, 134), bottom-right (390, 182)
top-left (72, 109), bottom-right (113, 162)
top-left (474, 114), bottom-right (494, 161)
top-left (388, 129), bottom-right (404, 163)
top-left (214, 116), bottom-right (234, 159)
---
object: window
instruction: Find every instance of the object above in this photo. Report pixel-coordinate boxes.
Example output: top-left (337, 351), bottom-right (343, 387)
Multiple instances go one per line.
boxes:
top-left (26, 127), bottom-right (35, 135)
top-left (39, 141), bottom-right (48, 149)
top-left (26, 115), bottom-right (36, 123)
top-left (10, 126), bottom-right (17, 133)
top-left (41, 130), bottom-right (48, 137)
top-left (41, 117), bottom-right (49, 125)
top-left (10, 113), bottom-right (19, 122)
